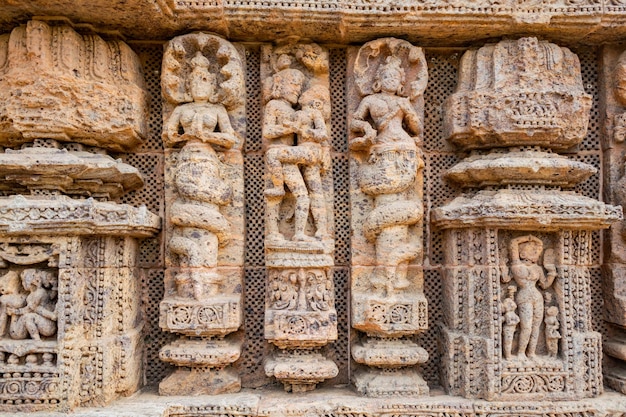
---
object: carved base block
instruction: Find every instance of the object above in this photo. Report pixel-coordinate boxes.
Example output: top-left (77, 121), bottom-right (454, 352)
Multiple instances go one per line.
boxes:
top-left (264, 350), bottom-right (338, 393)
top-left (352, 367), bottom-right (429, 398)
top-left (160, 295), bottom-right (242, 337)
top-left (159, 337), bottom-right (241, 368)
top-left (352, 292), bottom-right (428, 337)
top-left (605, 332), bottom-right (626, 394)
top-left (351, 337), bottom-right (428, 368)
top-left (159, 367), bottom-right (241, 396)
top-left (265, 310), bottom-right (338, 349)
top-left (605, 363), bottom-right (626, 395)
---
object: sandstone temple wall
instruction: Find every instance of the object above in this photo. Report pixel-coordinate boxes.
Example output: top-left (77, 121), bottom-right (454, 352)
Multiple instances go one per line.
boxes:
top-left (0, 3), bottom-right (625, 416)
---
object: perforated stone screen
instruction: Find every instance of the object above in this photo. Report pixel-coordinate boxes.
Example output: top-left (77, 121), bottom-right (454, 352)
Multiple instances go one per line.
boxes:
top-left (128, 43), bottom-right (606, 388)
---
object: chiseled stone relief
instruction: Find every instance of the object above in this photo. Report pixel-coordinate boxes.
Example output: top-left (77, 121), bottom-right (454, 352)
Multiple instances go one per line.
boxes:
top-left (348, 38), bottom-right (429, 397)
top-left (261, 42), bottom-right (338, 392)
top-left (2, 8), bottom-right (626, 415)
top-left (159, 33), bottom-right (245, 395)
top-left (0, 19), bottom-right (160, 412)
top-left (601, 44), bottom-right (626, 395)
top-left (433, 37), bottom-right (622, 401)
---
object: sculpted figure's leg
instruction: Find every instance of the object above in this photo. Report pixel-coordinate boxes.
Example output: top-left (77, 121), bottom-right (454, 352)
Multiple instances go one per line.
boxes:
top-left (0, 301), bottom-right (7, 336)
top-left (265, 148), bottom-right (286, 198)
top-left (24, 315), bottom-right (41, 340)
top-left (266, 198), bottom-right (283, 241)
top-left (303, 166), bottom-right (326, 239)
top-left (283, 164), bottom-right (311, 241)
top-left (528, 300), bottom-right (544, 357)
top-left (503, 327), bottom-right (514, 360)
top-left (517, 302), bottom-right (533, 358)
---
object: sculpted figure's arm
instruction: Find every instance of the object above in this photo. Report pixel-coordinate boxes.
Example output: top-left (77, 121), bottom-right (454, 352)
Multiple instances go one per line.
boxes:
top-left (401, 97), bottom-right (423, 140)
top-left (205, 107), bottom-right (237, 149)
top-left (539, 248), bottom-right (557, 289)
top-left (263, 102), bottom-right (298, 141)
top-left (303, 110), bottom-right (329, 144)
top-left (164, 106), bottom-right (184, 146)
top-left (509, 236), bottom-right (529, 280)
top-left (33, 292), bottom-right (56, 321)
top-left (350, 98), bottom-right (376, 150)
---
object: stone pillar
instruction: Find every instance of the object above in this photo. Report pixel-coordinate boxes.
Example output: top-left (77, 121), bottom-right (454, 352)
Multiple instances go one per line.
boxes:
top-left (600, 45), bottom-right (626, 394)
top-left (347, 38), bottom-right (429, 397)
top-left (433, 37), bottom-right (621, 401)
top-left (0, 19), bottom-right (160, 411)
top-left (158, 33), bottom-right (245, 395)
top-left (261, 42), bottom-right (338, 392)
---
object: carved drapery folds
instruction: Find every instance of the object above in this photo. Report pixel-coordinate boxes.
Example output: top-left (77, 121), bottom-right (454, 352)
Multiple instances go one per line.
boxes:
top-left (159, 33), bottom-right (245, 396)
top-left (261, 42), bottom-right (337, 392)
top-left (433, 38), bottom-right (621, 401)
top-left (0, 19), bottom-right (160, 412)
top-left (348, 38), bottom-right (429, 397)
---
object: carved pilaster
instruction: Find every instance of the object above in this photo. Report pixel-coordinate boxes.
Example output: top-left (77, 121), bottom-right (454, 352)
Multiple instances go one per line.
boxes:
top-left (0, 19), bottom-right (160, 412)
top-left (434, 37), bottom-right (621, 401)
top-left (261, 42), bottom-right (337, 392)
top-left (600, 44), bottom-right (626, 394)
top-left (158, 33), bottom-right (245, 395)
top-left (347, 38), bottom-right (429, 397)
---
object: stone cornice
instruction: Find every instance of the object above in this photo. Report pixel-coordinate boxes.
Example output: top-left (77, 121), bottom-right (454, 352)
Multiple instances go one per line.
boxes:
top-left (3, 2), bottom-right (626, 44)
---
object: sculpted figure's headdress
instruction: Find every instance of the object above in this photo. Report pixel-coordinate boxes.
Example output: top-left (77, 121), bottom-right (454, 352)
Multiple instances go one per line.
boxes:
top-left (373, 56), bottom-right (406, 95)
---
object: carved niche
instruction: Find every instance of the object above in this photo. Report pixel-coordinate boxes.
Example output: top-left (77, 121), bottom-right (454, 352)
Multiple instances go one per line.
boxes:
top-left (159, 33), bottom-right (245, 396)
top-left (261, 42), bottom-right (338, 392)
top-left (348, 38), bottom-right (429, 397)
top-left (433, 37), bottom-right (622, 401)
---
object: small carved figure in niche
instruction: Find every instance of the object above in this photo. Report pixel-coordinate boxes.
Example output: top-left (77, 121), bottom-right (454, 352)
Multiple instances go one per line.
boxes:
top-left (264, 54), bottom-right (331, 244)
top-left (306, 270), bottom-right (331, 312)
top-left (25, 354), bottom-right (38, 366)
top-left (545, 305), bottom-right (561, 358)
top-left (270, 271), bottom-right (298, 310)
top-left (350, 55), bottom-right (425, 293)
top-left (543, 292), bottom-right (561, 358)
top-left (502, 235), bottom-right (557, 358)
top-left (9, 269), bottom-right (57, 340)
top-left (0, 270), bottom-right (26, 337)
top-left (42, 352), bottom-right (54, 366)
top-left (7, 354), bottom-right (19, 365)
top-left (502, 285), bottom-right (520, 360)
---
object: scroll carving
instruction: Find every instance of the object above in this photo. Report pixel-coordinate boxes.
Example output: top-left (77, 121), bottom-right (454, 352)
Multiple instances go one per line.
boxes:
top-left (348, 38), bottom-right (429, 397)
top-left (159, 33), bottom-right (245, 396)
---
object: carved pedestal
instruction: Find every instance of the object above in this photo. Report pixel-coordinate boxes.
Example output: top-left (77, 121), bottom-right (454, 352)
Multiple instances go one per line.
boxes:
top-left (347, 38), bottom-right (430, 397)
top-left (261, 42), bottom-right (338, 392)
top-left (434, 38), bottom-right (622, 401)
top-left (158, 33), bottom-right (245, 395)
top-left (0, 19), bottom-right (160, 411)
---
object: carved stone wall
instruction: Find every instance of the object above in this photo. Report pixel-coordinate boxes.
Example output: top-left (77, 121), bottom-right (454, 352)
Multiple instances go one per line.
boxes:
top-left (1, 4), bottom-right (626, 416)
top-left (134, 43), bottom-right (611, 396)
